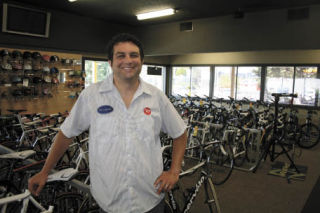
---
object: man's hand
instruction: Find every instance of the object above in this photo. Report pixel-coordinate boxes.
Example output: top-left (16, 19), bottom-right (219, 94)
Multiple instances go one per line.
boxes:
top-left (28, 171), bottom-right (48, 196)
top-left (154, 170), bottom-right (179, 194)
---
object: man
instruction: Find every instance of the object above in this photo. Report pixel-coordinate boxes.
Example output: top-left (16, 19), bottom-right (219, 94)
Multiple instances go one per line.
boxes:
top-left (28, 33), bottom-right (187, 213)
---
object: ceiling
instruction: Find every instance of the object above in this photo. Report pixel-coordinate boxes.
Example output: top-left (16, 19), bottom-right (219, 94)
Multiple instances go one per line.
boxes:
top-left (7, 0), bottom-right (320, 26)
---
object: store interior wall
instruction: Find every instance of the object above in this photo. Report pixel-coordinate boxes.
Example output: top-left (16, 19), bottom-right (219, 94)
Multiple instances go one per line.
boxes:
top-left (137, 5), bottom-right (320, 57)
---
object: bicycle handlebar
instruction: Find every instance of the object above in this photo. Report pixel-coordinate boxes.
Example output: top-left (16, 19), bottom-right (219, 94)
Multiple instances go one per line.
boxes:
top-left (271, 93), bottom-right (297, 98)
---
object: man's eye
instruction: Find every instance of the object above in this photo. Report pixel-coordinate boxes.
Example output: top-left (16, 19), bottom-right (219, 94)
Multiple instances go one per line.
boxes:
top-left (130, 53), bottom-right (139, 58)
top-left (116, 54), bottom-right (125, 58)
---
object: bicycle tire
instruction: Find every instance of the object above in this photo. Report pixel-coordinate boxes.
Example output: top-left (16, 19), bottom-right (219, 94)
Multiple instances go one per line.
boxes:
top-left (54, 192), bottom-right (84, 213)
top-left (298, 123), bottom-right (320, 148)
top-left (283, 121), bottom-right (299, 146)
top-left (209, 143), bottom-right (234, 185)
top-left (78, 195), bottom-right (100, 213)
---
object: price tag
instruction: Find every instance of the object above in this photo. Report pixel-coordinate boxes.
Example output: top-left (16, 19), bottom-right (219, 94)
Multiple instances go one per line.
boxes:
top-left (182, 98), bottom-right (186, 103)
top-left (200, 100), bottom-right (203, 106)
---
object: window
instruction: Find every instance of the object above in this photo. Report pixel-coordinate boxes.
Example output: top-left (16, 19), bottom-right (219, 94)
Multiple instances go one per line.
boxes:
top-left (140, 65), bottom-right (166, 91)
top-left (264, 66), bottom-right (294, 103)
top-left (172, 66), bottom-right (210, 97)
top-left (213, 66), bottom-right (234, 99)
top-left (294, 66), bottom-right (319, 106)
top-left (236, 67), bottom-right (261, 100)
top-left (84, 59), bottom-right (111, 87)
top-left (213, 66), bottom-right (261, 101)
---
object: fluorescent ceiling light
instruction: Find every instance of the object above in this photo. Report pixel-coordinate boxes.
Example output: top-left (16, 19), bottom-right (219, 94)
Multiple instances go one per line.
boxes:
top-left (68, 0), bottom-right (77, 2)
top-left (137, 8), bottom-right (175, 20)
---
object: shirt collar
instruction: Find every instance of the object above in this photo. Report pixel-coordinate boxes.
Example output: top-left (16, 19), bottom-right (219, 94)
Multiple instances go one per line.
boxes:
top-left (98, 74), bottom-right (152, 96)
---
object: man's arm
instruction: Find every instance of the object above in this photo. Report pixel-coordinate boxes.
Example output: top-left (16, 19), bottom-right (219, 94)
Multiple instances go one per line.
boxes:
top-left (154, 130), bottom-right (187, 194)
top-left (28, 130), bottom-right (74, 196)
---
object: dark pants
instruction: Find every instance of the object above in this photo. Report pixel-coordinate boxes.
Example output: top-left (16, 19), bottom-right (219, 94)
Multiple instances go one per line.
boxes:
top-left (99, 199), bottom-right (165, 213)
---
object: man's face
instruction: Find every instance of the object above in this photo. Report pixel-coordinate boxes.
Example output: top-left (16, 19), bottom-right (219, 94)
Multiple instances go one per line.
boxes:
top-left (110, 41), bottom-right (143, 82)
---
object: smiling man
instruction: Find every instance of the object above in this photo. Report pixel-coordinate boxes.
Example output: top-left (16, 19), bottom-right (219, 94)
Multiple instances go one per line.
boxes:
top-left (28, 33), bottom-right (187, 213)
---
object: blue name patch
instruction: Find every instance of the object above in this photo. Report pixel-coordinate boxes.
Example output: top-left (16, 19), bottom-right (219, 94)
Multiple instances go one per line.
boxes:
top-left (97, 105), bottom-right (113, 114)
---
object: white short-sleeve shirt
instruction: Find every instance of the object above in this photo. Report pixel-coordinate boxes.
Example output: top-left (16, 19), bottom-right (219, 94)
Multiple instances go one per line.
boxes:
top-left (60, 74), bottom-right (186, 213)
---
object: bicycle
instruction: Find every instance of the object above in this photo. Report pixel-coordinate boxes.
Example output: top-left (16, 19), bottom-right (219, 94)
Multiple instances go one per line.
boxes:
top-left (0, 189), bottom-right (54, 213)
top-left (165, 141), bottom-right (221, 213)
top-left (298, 109), bottom-right (320, 148)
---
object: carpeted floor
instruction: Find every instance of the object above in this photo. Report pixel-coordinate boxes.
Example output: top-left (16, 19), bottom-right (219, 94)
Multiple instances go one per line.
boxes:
top-left (180, 144), bottom-right (320, 213)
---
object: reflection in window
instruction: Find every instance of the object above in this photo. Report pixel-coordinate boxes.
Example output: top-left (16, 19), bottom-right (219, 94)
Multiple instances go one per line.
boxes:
top-left (140, 65), bottom-right (166, 91)
top-left (294, 67), bottom-right (319, 106)
top-left (172, 66), bottom-right (210, 97)
top-left (214, 67), bottom-right (234, 99)
top-left (214, 66), bottom-right (261, 101)
top-left (236, 67), bottom-right (261, 101)
top-left (85, 60), bottom-right (112, 87)
top-left (265, 66), bottom-right (294, 103)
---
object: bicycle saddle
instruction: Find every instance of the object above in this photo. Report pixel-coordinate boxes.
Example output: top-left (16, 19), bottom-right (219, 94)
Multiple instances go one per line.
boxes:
top-left (0, 150), bottom-right (36, 160)
top-left (47, 168), bottom-right (78, 182)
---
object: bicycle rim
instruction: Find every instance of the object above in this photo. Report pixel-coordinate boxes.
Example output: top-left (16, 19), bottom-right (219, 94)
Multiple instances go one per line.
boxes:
top-left (78, 196), bottom-right (100, 213)
top-left (54, 192), bottom-right (84, 213)
top-left (298, 123), bottom-right (320, 148)
top-left (209, 143), bottom-right (234, 185)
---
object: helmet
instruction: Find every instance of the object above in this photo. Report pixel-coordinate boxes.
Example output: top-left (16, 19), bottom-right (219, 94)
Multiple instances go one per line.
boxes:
top-left (1, 63), bottom-right (12, 70)
top-left (44, 75), bottom-right (52, 83)
top-left (0, 49), bottom-right (10, 57)
top-left (50, 67), bottom-right (59, 74)
top-left (50, 55), bottom-right (59, 62)
top-left (13, 63), bottom-right (23, 71)
top-left (43, 66), bottom-right (50, 72)
top-left (11, 76), bottom-right (22, 84)
top-left (52, 77), bottom-right (59, 84)
top-left (32, 77), bottom-right (43, 84)
top-left (32, 52), bottom-right (42, 59)
top-left (42, 55), bottom-right (50, 62)
top-left (23, 64), bottom-right (32, 71)
top-left (23, 51), bottom-right (32, 59)
top-left (12, 50), bottom-right (22, 59)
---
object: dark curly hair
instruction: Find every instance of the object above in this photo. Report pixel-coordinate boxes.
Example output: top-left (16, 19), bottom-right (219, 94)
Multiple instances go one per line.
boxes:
top-left (107, 33), bottom-right (144, 62)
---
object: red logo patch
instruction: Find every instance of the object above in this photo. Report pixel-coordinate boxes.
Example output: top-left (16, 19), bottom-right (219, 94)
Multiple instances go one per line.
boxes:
top-left (144, 107), bottom-right (151, 115)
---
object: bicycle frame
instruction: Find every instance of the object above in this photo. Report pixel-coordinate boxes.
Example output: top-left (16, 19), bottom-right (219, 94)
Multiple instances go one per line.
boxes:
top-left (0, 189), bottom-right (54, 213)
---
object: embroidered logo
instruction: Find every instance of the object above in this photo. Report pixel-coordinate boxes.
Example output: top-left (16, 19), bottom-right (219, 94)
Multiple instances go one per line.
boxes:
top-left (97, 105), bottom-right (113, 114)
top-left (144, 107), bottom-right (151, 115)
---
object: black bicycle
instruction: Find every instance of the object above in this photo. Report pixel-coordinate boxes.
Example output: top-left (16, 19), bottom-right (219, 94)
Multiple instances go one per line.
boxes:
top-left (165, 142), bottom-right (221, 213)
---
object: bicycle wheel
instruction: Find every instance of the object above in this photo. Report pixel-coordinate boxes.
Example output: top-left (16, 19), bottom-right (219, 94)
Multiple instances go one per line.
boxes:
top-left (298, 123), bottom-right (320, 148)
top-left (54, 192), bottom-right (84, 213)
top-left (209, 142), bottom-right (234, 185)
top-left (78, 195), bottom-right (100, 213)
top-left (283, 121), bottom-right (299, 146)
